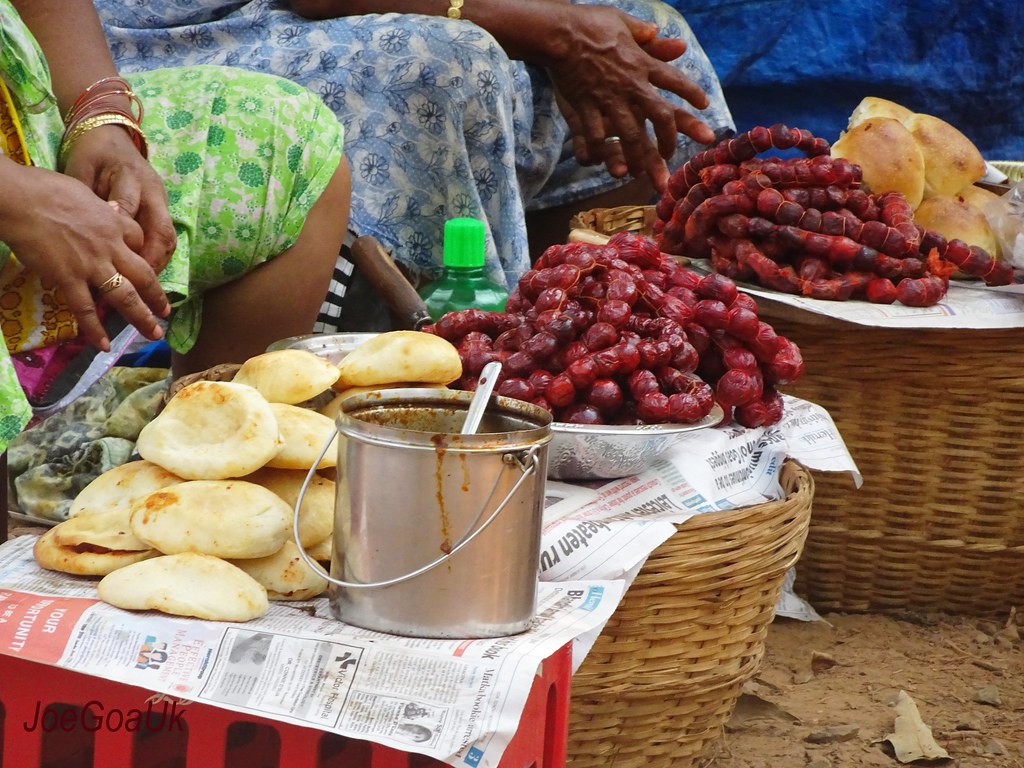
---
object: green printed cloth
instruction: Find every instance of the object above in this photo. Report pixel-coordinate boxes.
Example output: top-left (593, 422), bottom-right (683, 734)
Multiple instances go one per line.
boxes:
top-left (7, 367), bottom-right (171, 522)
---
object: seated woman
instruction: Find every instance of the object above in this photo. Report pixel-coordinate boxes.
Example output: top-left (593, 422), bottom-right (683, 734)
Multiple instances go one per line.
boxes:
top-left (0, 0), bottom-right (350, 457)
top-left (94, 0), bottom-right (733, 329)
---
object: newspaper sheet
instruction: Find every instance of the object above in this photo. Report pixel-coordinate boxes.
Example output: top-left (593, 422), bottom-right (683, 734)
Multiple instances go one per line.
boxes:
top-left (0, 535), bottom-right (622, 768)
top-left (737, 275), bottom-right (1024, 329)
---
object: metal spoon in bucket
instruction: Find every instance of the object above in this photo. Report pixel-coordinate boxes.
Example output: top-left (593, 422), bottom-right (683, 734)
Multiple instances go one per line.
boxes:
top-left (461, 360), bottom-right (502, 435)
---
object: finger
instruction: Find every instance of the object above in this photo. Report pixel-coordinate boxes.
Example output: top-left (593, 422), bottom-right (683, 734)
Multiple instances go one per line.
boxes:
top-left (642, 37), bottom-right (688, 62)
top-left (675, 110), bottom-right (717, 146)
top-left (602, 136), bottom-right (629, 179)
top-left (576, 103), bottom-right (612, 167)
top-left (105, 171), bottom-right (153, 254)
top-left (61, 283), bottom-right (111, 352)
top-left (556, 94), bottom-right (594, 166)
top-left (95, 267), bottom-right (167, 342)
top-left (116, 255), bottom-right (172, 320)
top-left (620, 13), bottom-right (658, 45)
top-left (650, 63), bottom-right (711, 112)
top-left (136, 203), bottom-right (179, 274)
top-left (608, 107), bottom-right (659, 182)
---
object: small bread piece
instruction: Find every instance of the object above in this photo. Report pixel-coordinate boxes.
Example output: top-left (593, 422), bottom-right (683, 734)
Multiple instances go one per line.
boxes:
top-left (831, 117), bottom-right (925, 208)
top-left (70, 460), bottom-right (183, 519)
top-left (264, 403), bottom-right (339, 470)
top-left (232, 349), bottom-right (342, 404)
top-left (243, 466), bottom-right (335, 547)
top-left (847, 96), bottom-right (914, 128)
top-left (229, 541), bottom-right (328, 601)
top-left (137, 380), bottom-right (283, 480)
top-left (34, 526), bottom-right (157, 577)
top-left (904, 112), bottom-right (986, 199)
top-left (97, 553), bottom-right (268, 621)
top-left (130, 480), bottom-right (291, 559)
top-left (53, 508), bottom-right (151, 552)
top-left (308, 536), bottom-right (333, 565)
top-left (335, 331), bottom-right (462, 388)
top-left (914, 194), bottom-right (1000, 258)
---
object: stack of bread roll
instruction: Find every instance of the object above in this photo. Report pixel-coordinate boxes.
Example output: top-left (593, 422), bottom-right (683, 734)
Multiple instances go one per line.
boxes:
top-left (830, 96), bottom-right (1008, 262)
top-left (34, 332), bottom-right (463, 622)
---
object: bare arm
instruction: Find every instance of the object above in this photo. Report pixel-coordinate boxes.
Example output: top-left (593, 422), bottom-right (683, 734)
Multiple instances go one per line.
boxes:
top-left (4, 0), bottom-right (171, 349)
top-left (10, 0), bottom-right (122, 113)
top-left (288, 0), bottom-right (716, 190)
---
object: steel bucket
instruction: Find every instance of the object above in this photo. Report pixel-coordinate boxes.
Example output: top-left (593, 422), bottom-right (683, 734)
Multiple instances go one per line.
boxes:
top-left (296, 388), bottom-right (552, 638)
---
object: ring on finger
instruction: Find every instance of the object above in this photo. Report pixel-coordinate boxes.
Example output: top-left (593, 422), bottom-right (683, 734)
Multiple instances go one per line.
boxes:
top-left (97, 272), bottom-right (125, 294)
top-left (604, 136), bottom-right (622, 145)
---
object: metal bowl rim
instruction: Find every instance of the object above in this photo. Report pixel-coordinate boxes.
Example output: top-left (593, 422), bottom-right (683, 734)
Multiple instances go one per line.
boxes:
top-left (550, 403), bottom-right (724, 437)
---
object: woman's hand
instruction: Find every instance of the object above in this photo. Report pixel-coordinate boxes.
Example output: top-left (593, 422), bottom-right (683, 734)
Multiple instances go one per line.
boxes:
top-left (63, 125), bottom-right (179, 275)
top-left (0, 149), bottom-right (170, 351)
top-left (546, 5), bottom-right (716, 192)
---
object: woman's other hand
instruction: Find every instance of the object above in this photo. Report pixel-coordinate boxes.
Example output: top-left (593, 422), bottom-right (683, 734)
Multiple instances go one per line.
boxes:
top-left (63, 124), bottom-right (179, 275)
top-left (546, 4), bottom-right (716, 192)
top-left (0, 152), bottom-right (170, 351)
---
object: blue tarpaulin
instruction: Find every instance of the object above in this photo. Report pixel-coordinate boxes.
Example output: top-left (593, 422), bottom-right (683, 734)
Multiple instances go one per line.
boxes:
top-left (672, 0), bottom-right (1024, 159)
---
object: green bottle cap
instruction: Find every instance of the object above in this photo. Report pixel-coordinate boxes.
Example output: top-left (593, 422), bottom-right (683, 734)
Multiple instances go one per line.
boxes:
top-left (443, 217), bottom-right (486, 268)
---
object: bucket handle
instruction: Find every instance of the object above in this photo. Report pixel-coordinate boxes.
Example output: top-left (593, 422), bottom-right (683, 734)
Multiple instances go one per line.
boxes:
top-left (292, 431), bottom-right (540, 590)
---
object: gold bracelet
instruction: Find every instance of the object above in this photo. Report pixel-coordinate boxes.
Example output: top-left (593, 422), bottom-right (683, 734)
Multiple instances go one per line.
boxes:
top-left (447, 0), bottom-right (464, 19)
top-left (59, 113), bottom-right (149, 165)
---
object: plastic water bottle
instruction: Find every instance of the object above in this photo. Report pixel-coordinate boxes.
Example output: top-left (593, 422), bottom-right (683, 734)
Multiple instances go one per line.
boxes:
top-left (419, 218), bottom-right (509, 320)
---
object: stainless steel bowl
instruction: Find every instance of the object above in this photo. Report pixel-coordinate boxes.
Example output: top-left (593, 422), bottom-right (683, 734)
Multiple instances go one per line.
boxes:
top-left (547, 404), bottom-right (724, 481)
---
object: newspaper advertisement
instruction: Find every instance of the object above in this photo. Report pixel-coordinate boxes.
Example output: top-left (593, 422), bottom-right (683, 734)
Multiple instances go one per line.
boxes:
top-left (0, 535), bottom-right (622, 767)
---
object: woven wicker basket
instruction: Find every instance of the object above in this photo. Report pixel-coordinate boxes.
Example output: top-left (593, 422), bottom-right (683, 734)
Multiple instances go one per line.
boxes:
top-left (568, 461), bottom-right (814, 768)
top-left (991, 160), bottom-right (1024, 182)
top-left (754, 300), bottom-right (1024, 615)
top-left (569, 204), bottom-right (657, 240)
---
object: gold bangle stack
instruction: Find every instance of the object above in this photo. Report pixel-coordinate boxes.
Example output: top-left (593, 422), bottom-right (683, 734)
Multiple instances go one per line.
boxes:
top-left (447, 0), bottom-right (464, 19)
top-left (59, 75), bottom-right (148, 168)
top-left (58, 112), bottom-right (149, 166)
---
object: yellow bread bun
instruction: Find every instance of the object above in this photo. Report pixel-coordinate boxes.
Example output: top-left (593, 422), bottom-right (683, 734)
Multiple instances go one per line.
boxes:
top-left (335, 331), bottom-right (462, 388)
top-left (34, 526), bottom-right (157, 577)
top-left (232, 349), bottom-right (342, 404)
top-left (831, 117), bottom-right (925, 208)
top-left (242, 466), bottom-right (335, 547)
top-left (264, 403), bottom-right (339, 470)
top-left (229, 541), bottom-right (328, 601)
top-left (914, 194), bottom-right (999, 258)
top-left (129, 480), bottom-right (291, 559)
top-left (70, 460), bottom-right (183, 519)
top-left (98, 553), bottom-right (268, 622)
top-left (847, 96), bottom-right (914, 128)
top-left (137, 380), bottom-right (283, 480)
top-left (903, 113), bottom-right (985, 199)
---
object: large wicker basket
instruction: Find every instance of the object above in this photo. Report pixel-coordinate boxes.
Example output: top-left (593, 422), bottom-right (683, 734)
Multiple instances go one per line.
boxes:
top-left (568, 461), bottom-right (814, 767)
top-left (755, 300), bottom-right (1024, 614)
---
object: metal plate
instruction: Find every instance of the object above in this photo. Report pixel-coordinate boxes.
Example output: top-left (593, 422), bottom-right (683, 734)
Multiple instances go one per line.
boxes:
top-left (266, 333), bottom-right (379, 363)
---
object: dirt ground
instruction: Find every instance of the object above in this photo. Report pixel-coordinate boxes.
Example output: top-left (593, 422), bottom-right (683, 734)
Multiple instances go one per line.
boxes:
top-left (708, 610), bottom-right (1024, 768)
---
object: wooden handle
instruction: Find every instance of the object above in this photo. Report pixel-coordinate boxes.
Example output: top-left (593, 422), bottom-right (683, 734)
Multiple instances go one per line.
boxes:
top-left (348, 235), bottom-right (432, 329)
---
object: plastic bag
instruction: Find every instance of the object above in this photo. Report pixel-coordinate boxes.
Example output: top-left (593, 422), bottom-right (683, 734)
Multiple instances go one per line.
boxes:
top-left (984, 180), bottom-right (1024, 270)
